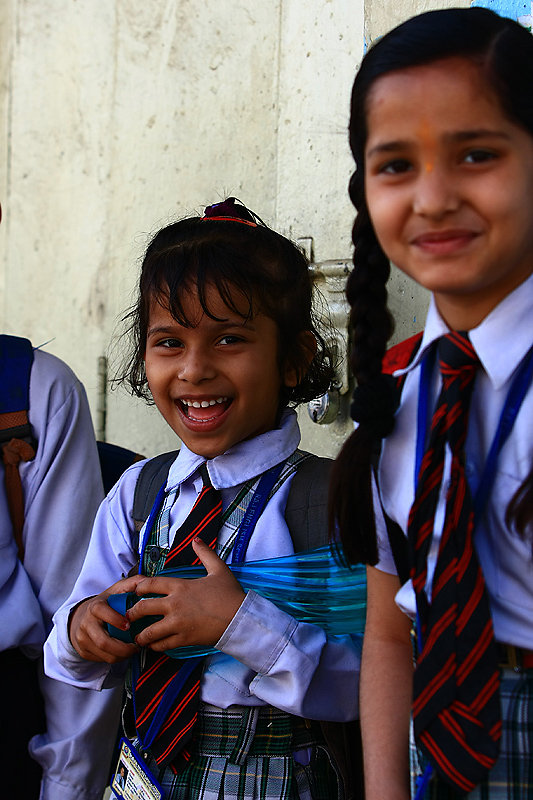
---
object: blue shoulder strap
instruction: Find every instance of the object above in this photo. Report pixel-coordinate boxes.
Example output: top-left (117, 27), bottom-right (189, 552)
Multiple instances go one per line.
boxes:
top-left (0, 335), bottom-right (35, 444)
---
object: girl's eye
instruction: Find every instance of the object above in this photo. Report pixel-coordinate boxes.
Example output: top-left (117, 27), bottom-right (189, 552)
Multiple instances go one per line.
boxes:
top-left (157, 338), bottom-right (183, 349)
top-left (218, 334), bottom-right (244, 346)
top-left (463, 149), bottom-right (496, 165)
top-left (377, 158), bottom-right (413, 175)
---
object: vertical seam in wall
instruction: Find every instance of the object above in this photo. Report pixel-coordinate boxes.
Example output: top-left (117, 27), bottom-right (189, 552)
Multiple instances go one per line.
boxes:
top-left (273, 0), bottom-right (284, 228)
top-left (3, 0), bottom-right (19, 326)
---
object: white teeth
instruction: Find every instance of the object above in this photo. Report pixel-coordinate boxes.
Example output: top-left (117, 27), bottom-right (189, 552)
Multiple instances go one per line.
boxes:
top-left (181, 397), bottom-right (228, 407)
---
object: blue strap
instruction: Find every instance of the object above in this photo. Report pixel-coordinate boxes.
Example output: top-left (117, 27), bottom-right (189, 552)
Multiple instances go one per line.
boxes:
top-left (473, 343), bottom-right (533, 519)
top-left (230, 462), bottom-right (285, 563)
top-left (415, 349), bottom-right (435, 488)
top-left (131, 652), bottom-right (203, 751)
top-left (0, 335), bottom-right (33, 414)
top-left (416, 342), bottom-right (533, 517)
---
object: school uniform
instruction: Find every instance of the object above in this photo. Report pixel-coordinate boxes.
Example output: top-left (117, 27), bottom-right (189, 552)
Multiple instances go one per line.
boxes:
top-left (1, 348), bottom-right (123, 800)
top-left (374, 272), bottom-right (533, 798)
top-left (46, 408), bottom-right (360, 799)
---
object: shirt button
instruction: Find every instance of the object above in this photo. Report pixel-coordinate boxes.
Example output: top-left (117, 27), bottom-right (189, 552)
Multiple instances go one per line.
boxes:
top-left (147, 545), bottom-right (161, 563)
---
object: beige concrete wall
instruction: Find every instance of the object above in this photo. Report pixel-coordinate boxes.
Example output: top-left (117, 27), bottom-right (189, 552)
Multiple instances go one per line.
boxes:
top-left (0, 0), bottom-right (448, 460)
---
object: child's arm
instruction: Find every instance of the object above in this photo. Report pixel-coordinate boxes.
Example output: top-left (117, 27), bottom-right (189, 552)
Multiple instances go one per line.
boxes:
top-left (69, 574), bottom-right (146, 662)
top-left (360, 565), bottom-right (413, 800)
top-left (44, 461), bottom-right (148, 688)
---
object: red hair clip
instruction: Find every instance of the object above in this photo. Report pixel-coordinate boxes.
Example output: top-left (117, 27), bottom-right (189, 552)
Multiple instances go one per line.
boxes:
top-left (201, 197), bottom-right (257, 226)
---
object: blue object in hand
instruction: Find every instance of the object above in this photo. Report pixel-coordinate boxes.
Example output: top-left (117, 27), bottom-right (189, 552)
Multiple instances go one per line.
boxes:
top-left (106, 592), bottom-right (163, 643)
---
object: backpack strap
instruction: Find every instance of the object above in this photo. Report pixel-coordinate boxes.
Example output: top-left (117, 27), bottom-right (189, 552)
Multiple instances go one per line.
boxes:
top-left (284, 452), bottom-right (332, 552)
top-left (0, 335), bottom-right (36, 559)
top-left (132, 449), bottom-right (332, 556)
top-left (130, 450), bottom-right (179, 554)
top-left (377, 331), bottom-right (423, 584)
top-left (0, 335), bottom-right (35, 446)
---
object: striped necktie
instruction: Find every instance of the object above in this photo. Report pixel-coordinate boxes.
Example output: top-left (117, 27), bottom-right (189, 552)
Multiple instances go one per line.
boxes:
top-left (408, 331), bottom-right (501, 793)
top-left (135, 464), bottom-right (222, 770)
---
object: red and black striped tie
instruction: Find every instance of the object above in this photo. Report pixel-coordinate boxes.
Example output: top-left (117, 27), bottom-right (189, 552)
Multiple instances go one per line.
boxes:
top-left (408, 331), bottom-right (501, 793)
top-left (135, 464), bottom-right (222, 770)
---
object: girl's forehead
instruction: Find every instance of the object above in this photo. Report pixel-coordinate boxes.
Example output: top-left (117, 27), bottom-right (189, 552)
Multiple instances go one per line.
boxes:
top-left (364, 57), bottom-right (505, 146)
top-left (149, 280), bottom-right (254, 323)
top-left (367, 57), bottom-right (485, 108)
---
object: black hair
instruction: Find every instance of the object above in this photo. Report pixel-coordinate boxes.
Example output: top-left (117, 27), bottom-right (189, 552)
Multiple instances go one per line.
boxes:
top-left (118, 200), bottom-right (335, 409)
top-left (330, 7), bottom-right (533, 563)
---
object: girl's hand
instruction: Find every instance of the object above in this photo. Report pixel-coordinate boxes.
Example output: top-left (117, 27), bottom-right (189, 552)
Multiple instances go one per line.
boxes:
top-left (69, 575), bottom-right (146, 663)
top-left (127, 538), bottom-right (246, 652)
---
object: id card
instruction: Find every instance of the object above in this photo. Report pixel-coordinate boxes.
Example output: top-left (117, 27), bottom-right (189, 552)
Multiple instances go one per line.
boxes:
top-left (110, 738), bottom-right (165, 800)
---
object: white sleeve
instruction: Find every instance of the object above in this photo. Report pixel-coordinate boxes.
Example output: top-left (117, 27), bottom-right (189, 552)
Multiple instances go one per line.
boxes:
top-left (216, 591), bottom-right (361, 721)
top-left (372, 471), bottom-right (399, 575)
top-left (20, 351), bottom-right (106, 632)
top-left (44, 462), bottom-right (144, 689)
top-left (30, 661), bottom-right (123, 800)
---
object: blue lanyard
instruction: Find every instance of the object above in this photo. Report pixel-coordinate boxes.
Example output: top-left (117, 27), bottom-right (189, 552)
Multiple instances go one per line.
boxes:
top-left (415, 341), bottom-right (533, 516)
top-left (413, 341), bottom-right (533, 800)
top-left (133, 460), bottom-right (285, 751)
top-left (139, 462), bottom-right (285, 571)
top-left (230, 462), bottom-right (285, 563)
top-left (132, 653), bottom-right (201, 750)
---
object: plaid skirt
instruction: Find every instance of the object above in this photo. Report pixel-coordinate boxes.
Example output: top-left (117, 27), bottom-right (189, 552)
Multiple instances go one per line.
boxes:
top-left (411, 668), bottom-right (533, 800)
top-left (141, 704), bottom-right (342, 800)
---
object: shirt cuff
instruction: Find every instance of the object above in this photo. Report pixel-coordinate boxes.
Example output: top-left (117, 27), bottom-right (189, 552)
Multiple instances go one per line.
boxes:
top-left (216, 589), bottom-right (300, 674)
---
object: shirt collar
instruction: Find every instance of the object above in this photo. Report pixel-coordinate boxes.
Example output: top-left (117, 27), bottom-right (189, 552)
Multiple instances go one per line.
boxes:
top-left (395, 272), bottom-right (533, 391)
top-left (165, 407), bottom-right (301, 491)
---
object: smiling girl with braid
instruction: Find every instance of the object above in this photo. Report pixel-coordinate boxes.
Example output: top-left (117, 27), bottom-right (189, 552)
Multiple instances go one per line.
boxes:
top-left (330, 8), bottom-right (533, 800)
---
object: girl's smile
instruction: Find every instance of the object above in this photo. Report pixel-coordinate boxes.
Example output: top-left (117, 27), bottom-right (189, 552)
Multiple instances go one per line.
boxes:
top-left (364, 57), bottom-right (533, 329)
top-left (144, 284), bottom-right (297, 459)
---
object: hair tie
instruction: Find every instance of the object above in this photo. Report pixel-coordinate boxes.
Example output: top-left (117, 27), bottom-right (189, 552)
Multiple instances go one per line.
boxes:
top-left (350, 374), bottom-right (400, 439)
top-left (201, 197), bottom-right (257, 227)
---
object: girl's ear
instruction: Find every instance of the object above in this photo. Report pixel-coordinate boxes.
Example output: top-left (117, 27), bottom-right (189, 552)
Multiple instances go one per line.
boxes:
top-left (283, 331), bottom-right (317, 388)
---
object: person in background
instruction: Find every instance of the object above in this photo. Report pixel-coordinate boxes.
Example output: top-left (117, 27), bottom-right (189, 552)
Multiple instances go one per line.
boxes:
top-left (1, 201), bottom-right (122, 800)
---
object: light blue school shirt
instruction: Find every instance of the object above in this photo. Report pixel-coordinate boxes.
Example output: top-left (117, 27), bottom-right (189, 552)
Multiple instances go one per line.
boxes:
top-left (0, 348), bottom-right (122, 800)
top-left (375, 271), bottom-right (533, 648)
top-left (46, 408), bottom-right (359, 722)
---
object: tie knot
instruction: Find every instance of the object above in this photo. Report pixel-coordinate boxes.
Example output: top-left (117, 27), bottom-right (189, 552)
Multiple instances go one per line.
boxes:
top-left (438, 331), bottom-right (479, 377)
top-left (199, 463), bottom-right (212, 487)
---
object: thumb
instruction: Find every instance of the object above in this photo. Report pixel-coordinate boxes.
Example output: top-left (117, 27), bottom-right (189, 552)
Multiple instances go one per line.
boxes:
top-left (191, 537), bottom-right (226, 574)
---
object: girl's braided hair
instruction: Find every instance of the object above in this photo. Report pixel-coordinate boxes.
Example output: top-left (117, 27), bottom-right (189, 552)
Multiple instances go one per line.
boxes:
top-left (330, 7), bottom-right (533, 563)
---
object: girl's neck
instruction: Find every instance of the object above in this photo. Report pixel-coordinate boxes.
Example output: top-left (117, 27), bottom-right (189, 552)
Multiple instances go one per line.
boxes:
top-left (434, 270), bottom-right (533, 331)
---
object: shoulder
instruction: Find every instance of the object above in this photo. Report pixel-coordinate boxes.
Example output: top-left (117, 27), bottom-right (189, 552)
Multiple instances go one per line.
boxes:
top-left (30, 348), bottom-right (82, 393)
top-left (27, 349), bottom-right (90, 435)
top-left (30, 349), bottom-right (86, 413)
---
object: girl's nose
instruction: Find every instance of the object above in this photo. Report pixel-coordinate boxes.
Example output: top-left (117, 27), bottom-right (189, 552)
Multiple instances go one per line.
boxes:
top-left (412, 166), bottom-right (459, 219)
top-left (177, 348), bottom-right (216, 383)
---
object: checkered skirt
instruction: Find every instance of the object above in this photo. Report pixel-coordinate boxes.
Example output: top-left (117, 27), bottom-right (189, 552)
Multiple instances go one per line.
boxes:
top-left (141, 703), bottom-right (341, 800)
top-left (411, 669), bottom-right (533, 799)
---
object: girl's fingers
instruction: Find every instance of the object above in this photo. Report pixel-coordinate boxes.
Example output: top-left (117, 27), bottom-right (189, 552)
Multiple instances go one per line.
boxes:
top-left (191, 537), bottom-right (228, 573)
